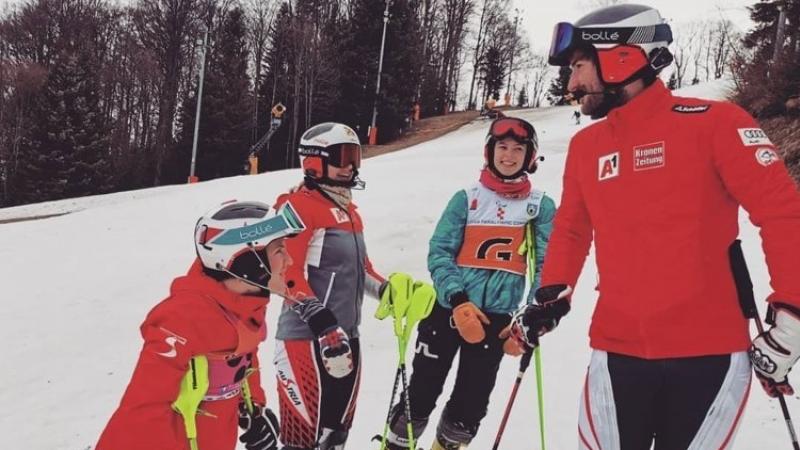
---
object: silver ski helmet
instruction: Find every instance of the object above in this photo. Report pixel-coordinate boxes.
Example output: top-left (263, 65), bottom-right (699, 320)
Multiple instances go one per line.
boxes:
top-left (549, 4), bottom-right (673, 86)
top-left (195, 200), bottom-right (305, 291)
top-left (298, 122), bottom-right (363, 188)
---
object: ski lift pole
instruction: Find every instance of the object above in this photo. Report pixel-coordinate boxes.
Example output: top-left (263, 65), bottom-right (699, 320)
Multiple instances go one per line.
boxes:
top-left (248, 103), bottom-right (286, 175)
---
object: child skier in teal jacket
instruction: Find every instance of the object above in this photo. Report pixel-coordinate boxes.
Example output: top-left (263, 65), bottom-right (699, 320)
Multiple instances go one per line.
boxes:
top-left (386, 116), bottom-right (556, 449)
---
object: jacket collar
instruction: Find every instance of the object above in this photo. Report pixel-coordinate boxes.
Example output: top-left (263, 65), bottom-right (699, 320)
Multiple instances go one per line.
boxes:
top-left (607, 79), bottom-right (672, 125)
top-left (171, 260), bottom-right (268, 318)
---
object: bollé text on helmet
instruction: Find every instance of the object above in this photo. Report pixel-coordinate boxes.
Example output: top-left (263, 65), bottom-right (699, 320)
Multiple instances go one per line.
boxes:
top-left (582, 31), bottom-right (620, 42)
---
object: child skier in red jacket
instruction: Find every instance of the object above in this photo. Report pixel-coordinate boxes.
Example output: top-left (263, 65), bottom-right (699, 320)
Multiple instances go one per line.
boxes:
top-left (96, 200), bottom-right (305, 450)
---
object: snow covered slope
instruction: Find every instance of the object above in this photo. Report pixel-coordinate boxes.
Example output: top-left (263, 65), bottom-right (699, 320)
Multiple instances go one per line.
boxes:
top-left (2, 79), bottom-right (796, 450)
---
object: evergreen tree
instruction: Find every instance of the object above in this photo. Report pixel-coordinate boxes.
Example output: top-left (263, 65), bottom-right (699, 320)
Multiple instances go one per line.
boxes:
top-left (15, 49), bottom-right (111, 204)
top-left (737, 0), bottom-right (800, 116)
top-left (547, 65), bottom-right (571, 106)
top-left (482, 46), bottom-right (505, 102)
top-left (337, 0), bottom-right (422, 143)
top-left (173, 7), bottom-right (252, 182)
top-left (516, 85), bottom-right (528, 107)
top-left (257, 3), bottom-right (296, 171)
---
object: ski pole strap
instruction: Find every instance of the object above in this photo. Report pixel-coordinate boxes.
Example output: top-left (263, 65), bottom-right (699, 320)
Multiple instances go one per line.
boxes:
top-left (172, 356), bottom-right (210, 449)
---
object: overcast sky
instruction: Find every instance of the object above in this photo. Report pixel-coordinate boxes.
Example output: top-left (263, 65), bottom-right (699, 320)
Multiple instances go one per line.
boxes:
top-left (515, 0), bottom-right (756, 53)
top-left (0, 0), bottom-right (757, 41)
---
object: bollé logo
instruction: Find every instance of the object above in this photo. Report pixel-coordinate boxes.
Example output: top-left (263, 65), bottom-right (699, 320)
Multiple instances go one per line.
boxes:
top-left (239, 223), bottom-right (274, 240)
top-left (582, 30), bottom-right (620, 41)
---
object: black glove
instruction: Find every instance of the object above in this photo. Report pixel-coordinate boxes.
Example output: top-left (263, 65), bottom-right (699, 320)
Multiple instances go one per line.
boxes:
top-left (238, 403), bottom-right (280, 450)
top-left (510, 284), bottom-right (572, 348)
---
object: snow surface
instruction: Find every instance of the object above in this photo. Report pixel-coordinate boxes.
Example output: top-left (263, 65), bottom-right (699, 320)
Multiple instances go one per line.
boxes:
top-left (2, 79), bottom-right (797, 450)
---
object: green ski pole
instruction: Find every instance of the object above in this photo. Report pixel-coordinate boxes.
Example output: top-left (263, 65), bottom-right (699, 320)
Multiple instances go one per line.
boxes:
top-left (374, 275), bottom-right (436, 450)
top-left (523, 222), bottom-right (546, 450)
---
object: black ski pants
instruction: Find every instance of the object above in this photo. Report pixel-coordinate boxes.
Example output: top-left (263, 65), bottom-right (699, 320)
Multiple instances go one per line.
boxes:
top-left (579, 350), bottom-right (751, 450)
top-left (403, 302), bottom-right (510, 433)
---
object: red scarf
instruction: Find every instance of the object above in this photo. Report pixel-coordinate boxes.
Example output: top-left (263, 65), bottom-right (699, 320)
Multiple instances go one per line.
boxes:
top-left (479, 168), bottom-right (531, 199)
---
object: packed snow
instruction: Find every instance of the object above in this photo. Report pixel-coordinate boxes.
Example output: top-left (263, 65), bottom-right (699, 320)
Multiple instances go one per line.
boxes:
top-left (2, 79), bottom-right (797, 449)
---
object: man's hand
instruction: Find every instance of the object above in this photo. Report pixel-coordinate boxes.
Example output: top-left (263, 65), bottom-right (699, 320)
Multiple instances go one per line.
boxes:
top-left (750, 305), bottom-right (800, 397)
top-left (509, 284), bottom-right (572, 348)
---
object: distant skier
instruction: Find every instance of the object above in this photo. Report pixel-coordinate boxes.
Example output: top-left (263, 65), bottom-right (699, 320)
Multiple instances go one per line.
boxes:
top-left (385, 116), bottom-right (556, 450)
top-left (508, 4), bottom-right (800, 449)
top-left (271, 122), bottom-right (393, 450)
top-left (572, 109), bottom-right (581, 125)
top-left (96, 200), bottom-right (304, 450)
top-left (481, 97), bottom-right (499, 119)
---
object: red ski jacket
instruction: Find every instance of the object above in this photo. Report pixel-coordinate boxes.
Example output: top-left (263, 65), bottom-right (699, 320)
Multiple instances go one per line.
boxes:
top-left (273, 185), bottom-right (385, 340)
top-left (96, 261), bottom-right (268, 450)
top-left (541, 80), bottom-right (800, 359)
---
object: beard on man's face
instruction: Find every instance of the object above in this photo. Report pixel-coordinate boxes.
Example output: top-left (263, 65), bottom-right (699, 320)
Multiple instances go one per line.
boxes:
top-left (580, 92), bottom-right (604, 115)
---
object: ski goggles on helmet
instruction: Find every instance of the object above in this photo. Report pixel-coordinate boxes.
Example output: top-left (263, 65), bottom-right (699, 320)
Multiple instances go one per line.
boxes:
top-left (201, 202), bottom-right (306, 250)
top-left (299, 143), bottom-right (362, 169)
top-left (548, 22), bottom-right (673, 66)
top-left (489, 118), bottom-right (537, 149)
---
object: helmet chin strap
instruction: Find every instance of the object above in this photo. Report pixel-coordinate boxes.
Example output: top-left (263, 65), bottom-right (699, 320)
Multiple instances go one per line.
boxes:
top-left (216, 245), bottom-right (272, 296)
top-left (573, 47), bottom-right (669, 120)
top-left (307, 165), bottom-right (363, 189)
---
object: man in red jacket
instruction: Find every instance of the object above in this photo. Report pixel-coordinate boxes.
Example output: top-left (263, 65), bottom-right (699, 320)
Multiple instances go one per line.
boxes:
top-left (97, 200), bottom-right (304, 450)
top-left (508, 4), bottom-right (800, 449)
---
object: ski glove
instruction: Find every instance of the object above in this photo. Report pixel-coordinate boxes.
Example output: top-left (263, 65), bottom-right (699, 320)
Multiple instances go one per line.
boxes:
top-left (750, 304), bottom-right (800, 397)
top-left (450, 292), bottom-right (490, 344)
top-left (238, 403), bottom-right (280, 450)
top-left (510, 284), bottom-right (572, 348)
top-left (294, 300), bottom-right (354, 378)
top-left (318, 325), bottom-right (354, 378)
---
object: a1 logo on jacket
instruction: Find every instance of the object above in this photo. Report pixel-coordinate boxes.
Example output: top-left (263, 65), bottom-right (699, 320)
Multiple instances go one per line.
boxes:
top-left (598, 151), bottom-right (620, 181)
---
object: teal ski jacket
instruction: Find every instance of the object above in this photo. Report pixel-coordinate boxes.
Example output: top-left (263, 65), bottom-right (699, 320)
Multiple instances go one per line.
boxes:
top-left (428, 182), bottom-right (556, 315)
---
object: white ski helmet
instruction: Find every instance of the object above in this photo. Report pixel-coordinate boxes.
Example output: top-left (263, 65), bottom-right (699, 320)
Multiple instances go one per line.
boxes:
top-left (298, 122), bottom-right (363, 188)
top-left (194, 200), bottom-right (305, 290)
top-left (549, 4), bottom-right (674, 86)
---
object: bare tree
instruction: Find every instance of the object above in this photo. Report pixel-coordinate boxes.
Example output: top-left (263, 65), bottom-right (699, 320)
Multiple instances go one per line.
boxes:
top-left (690, 20), bottom-right (708, 84)
top-left (132, 0), bottom-right (201, 184)
top-left (672, 21), bottom-right (702, 89)
top-left (525, 53), bottom-right (550, 108)
top-left (245, 0), bottom-right (276, 144)
top-left (711, 19), bottom-right (734, 79)
top-left (466, 0), bottom-right (506, 109)
top-left (439, 0), bottom-right (475, 112)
